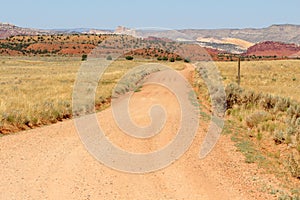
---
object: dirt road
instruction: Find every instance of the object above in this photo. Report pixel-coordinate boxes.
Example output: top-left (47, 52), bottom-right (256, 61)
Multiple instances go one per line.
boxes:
top-left (0, 65), bottom-right (274, 199)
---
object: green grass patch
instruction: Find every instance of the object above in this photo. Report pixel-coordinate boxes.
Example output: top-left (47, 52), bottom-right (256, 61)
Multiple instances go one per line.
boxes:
top-left (134, 85), bottom-right (142, 93)
top-left (235, 140), bottom-right (266, 164)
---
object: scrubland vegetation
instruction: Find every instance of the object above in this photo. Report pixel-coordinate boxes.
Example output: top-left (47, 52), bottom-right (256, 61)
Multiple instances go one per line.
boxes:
top-left (1, 52), bottom-right (299, 198)
top-left (0, 56), bottom-right (184, 134)
top-left (195, 60), bottom-right (300, 199)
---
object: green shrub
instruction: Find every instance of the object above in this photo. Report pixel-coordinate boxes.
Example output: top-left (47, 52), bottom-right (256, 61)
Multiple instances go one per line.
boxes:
top-left (184, 58), bottom-right (190, 63)
top-left (81, 54), bottom-right (87, 61)
top-left (162, 56), bottom-right (168, 61)
top-left (175, 57), bottom-right (182, 61)
top-left (125, 56), bottom-right (134, 60)
top-left (256, 131), bottom-right (263, 141)
top-left (106, 55), bottom-right (112, 60)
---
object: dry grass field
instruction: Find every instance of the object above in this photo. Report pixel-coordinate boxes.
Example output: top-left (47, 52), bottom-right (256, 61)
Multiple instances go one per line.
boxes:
top-left (0, 56), bottom-right (79, 132)
top-left (195, 60), bottom-right (300, 197)
top-left (0, 56), bottom-right (184, 134)
top-left (1, 55), bottom-right (300, 198)
top-left (217, 60), bottom-right (300, 102)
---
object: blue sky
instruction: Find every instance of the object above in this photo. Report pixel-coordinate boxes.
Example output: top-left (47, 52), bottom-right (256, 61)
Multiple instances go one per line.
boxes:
top-left (0, 0), bottom-right (299, 29)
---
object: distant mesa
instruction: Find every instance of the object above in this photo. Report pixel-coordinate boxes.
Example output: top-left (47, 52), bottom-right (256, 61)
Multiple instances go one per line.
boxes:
top-left (114, 26), bottom-right (136, 35)
top-left (1, 22), bottom-right (300, 57)
top-left (245, 41), bottom-right (300, 57)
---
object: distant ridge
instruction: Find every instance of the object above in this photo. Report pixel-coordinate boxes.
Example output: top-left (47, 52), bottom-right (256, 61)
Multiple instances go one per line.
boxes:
top-left (0, 22), bottom-right (52, 39)
top-left (114, 24), bottom-right (300, 53)
top-left (0, 23), bottom-right (113, 39)
top-left (179, 24), bottom-right (300, 44)
top-left (1, 23), bottom-right (300, 54)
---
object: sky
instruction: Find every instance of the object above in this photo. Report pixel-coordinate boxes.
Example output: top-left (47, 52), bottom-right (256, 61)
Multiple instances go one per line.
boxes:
top-left (0, 0), bottom-right (300, 30)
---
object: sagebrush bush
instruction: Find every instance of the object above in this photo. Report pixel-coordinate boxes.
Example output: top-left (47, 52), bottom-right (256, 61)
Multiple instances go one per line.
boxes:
top-left (196, 64), bottom-right (226, 116)
top-left (273, 130), bottom-right (285, 145)
top-left (241, 90), bottom-right (262, 106)
top-left (287, 154), bottom-right (300, 179)
top-left (246, 110), bottom-right (271, 128)
top-left (274, 97), bottom-right (291, 112)
top-left (225, 83), bottom-right (243, 109)
top-left (287, 104), bottom-right (300, 120)
top-left (260, 94), bottom-right (277, 110)
top-left (225, 82), bottom-right (300, 156)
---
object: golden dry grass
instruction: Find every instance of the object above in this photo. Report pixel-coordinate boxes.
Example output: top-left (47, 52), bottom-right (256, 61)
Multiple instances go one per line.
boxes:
top-left (0, 56), bottom-right (185, 133)
top-left (210, 60), bottom-right (300, 192)
top-left (216, 60), bottom-right (300, 102)
top-left (0, 57), bottom-right (78, 126)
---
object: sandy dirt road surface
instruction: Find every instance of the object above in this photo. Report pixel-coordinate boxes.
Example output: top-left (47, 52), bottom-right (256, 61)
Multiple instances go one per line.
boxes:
top-left (0, 65), bottom-right (275, 199)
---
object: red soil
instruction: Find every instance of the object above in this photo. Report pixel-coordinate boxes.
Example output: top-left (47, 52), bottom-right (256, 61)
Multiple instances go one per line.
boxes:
top-left (245, 41), bottom-right (300, 58)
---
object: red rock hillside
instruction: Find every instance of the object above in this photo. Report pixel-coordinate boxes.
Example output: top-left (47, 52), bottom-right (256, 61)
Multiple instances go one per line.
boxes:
top-left (245, 41), bottom-right (300, 57)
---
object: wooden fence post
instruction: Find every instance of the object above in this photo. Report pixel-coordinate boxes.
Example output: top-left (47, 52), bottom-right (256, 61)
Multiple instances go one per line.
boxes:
top-left (237, 57), bottom-right (241, 85)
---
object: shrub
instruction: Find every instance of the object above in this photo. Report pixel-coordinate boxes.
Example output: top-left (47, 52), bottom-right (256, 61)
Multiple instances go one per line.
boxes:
top-left (225, 83), bottom-right (243, 109)
top-left (241, 90), bottom-right (262, 106)
top-left (222, 81), bottom-right (300, 181)
top-left (175, 57), bottom-right (182, 61)
top-left (125, 56), bottom-right (134, 60)
top-left (260, 94), bottom-right (277, 110)
top-left (256, 131), bottom-right (263, 141)
top-left (169, 57), bottom-right (175, 62)
top-left (184, 58), bottom-right (190, 63)
top-left (273, 130), bottom-right (285, 145)
top-left (287, 104), bottom-right (300, 120)
top-left (287, 154), bottom-right (300, 179)
top-left (106, 55), bottom-right (112, 60)
top-left (246, 110), bottom-right (271, 128)
top-left (81, 54), bottom-right (87, 61)
top-left (162, 56), bottom-right (168, 61)
top-left (275, 98), bottom-right (291, 112)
